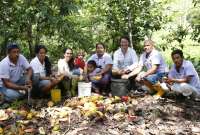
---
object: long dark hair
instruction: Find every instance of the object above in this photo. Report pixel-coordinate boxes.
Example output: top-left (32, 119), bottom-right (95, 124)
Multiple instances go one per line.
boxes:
top-left (63, 48), bottom-right (74, 71)
top-left (35, 45), bottom-right (52, 76)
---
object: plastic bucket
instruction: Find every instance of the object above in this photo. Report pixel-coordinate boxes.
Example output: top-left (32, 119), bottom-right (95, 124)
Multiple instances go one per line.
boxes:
top-left (111, 79), bottom-right (129, 96)
top-left (51, 89), bottom-right (61, 102)
top-left (78, 82), bottom-right (92, 97)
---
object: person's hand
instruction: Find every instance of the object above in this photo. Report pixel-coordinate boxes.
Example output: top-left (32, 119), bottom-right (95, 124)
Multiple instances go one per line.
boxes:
top-left (135, 75), bottom-right (142, 82)
top-left (79, 75), bottom-right (84, 81)
top-left (135, 72), bottom-right (145, 82)
top-left (124, 69), bottom-right (131, 74)
top-left (163, 77), bottom-right (173, 84)
top-left (91, 75), bottom-right (102, 81)
top-left (50, 76), bottom-right (56, 81)
top-left (55, 74), bottom-right (65, 81)
top-left (25, 79), bottom-right (32, 87)
top-left (115, 69), bottom-right (124, 75)
top-left (22, 84), bottom-right (32, 91)
top-left (51, 77), bottom-right (60, 85)
top-left (121, 74), bottom-right (129, 79)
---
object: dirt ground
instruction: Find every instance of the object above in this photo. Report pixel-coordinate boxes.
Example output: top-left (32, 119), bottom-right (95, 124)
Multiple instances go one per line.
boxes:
top-left (0, 93), bottom-right (200, 135)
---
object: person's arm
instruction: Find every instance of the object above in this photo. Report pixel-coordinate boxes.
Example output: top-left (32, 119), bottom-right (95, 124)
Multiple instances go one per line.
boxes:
top-left (168, 76), bottom-right (192, 84)
top-left (167, 61), bottom-right (194, 84)
top-left (25, 67), bottom-right (33, 86)
top-left (99, 64), bottom-right (112, 75)
top-left (21, 55), bottom-right (33, 85)
top-left (58, 60), bottom-right (72, 77)
top-left (141, 64), bottom-right (158, 78)
top-left (122, 65), bottom-right (142, 79)
top-left (112, 51), bottom-right (119, 70)
top-left (99, 54), bottom-right (113, 75)
top-left (126, 49), bottom-right (138, 71)
top-left (2, 78), bottom-right (29, 91)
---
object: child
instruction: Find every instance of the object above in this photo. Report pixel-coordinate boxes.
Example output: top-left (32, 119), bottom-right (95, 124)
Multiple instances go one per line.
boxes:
top-left (86, 60), bottom-right (102, 93)
top-left (74, 50), bottom-right (85, 70)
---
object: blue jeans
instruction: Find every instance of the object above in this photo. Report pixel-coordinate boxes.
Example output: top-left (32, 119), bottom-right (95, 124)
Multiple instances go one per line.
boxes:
top-left (72, 68), bottom-right (81, 76)
top-left (0, 77), bottom-right (26, 101)
top-left (144, 72), bottom-right (166, 84)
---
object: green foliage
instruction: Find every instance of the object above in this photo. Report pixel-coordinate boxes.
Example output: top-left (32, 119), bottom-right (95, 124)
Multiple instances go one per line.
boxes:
top-left (1, 0), bottom-right (199, 64)
top-left (185, 56), bottom-right (200, 74)
top-left (187, 4), bottom-right (200, 42)
top-left (105, 0), bottom-right (168, 52)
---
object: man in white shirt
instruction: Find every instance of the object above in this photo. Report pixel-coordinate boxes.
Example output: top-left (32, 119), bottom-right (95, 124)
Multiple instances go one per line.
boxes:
top-left (129, 39), bottom-right (168, 97)
top-left (112, 36), bottom-right (138, 79)
top-left (162, 49), bottom-right (200, 99)
top-left (0, 43), bottom-right (32, 102)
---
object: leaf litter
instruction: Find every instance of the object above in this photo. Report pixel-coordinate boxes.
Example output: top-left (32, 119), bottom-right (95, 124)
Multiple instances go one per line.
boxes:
top-left (0, 93), bottom-right (200, 135)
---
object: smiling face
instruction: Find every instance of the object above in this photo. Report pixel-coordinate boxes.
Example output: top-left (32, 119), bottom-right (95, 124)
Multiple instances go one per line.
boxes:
top-left (172, 53), bottom-right (183, 69)
top-left (87, 63), bottom-right (95, 73)
top-left (120, 38), bottom-right (129, 53)
top-left (96, 43), bottom-right (105, 57)
top-left (8, 48), bottom-right (20, 63)
top-left (77, 51), bottom-right (84, 59)
top-left (64, 49), bottom-right (73, 62)
top-left (144, 40), bottom-right (154, 54)
top-left (37, 48), bottom-right (46, 63)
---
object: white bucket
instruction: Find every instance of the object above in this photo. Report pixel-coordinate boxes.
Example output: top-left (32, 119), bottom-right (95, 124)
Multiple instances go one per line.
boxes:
top-left (78, 82), bottom-right (92, 97)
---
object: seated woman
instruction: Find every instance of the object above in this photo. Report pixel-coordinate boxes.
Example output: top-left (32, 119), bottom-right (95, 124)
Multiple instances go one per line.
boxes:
top-left (30, 45), bottom-right (63, 98)
top-left (57, 48), bottom-right (83, 97)
top-left (86, 43), bottom-right (113, 95)
top-left (85, 60), bottom-right (102, 93)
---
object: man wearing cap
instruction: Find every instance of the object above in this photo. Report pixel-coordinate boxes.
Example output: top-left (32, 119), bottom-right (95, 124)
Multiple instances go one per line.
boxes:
top-left (0, 43), bottom-right (33, 102)
top-left (162, 49), bottom-right (200, 99)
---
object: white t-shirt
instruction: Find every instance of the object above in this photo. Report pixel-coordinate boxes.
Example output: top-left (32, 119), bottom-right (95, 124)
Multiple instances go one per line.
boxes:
top-left (168, 60), bottom-right (200, 91)
top-left (113, 47), bottom-right (138, 70)
top-left (0, 54), bottom-right (30, 87)
top-left (87, 53), bottom-right (113, 69)
top-left (57, 58), bottom-right (74, 77)
top-left (30, 56), bottom-right (46, 77)
top-left (139, 49), bottom-right (168, 73)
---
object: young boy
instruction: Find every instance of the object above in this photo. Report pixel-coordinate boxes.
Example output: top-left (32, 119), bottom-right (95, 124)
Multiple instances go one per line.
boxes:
top-left (85, 60), bottom-right (102, 93)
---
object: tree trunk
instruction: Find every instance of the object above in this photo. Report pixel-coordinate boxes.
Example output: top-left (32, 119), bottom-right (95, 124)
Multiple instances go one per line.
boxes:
top-left (128, 11), bottom-right (133, 48)
top-left (0, 37), bottom-right (8, 59)
top-left (27, 23), bottom-right (34, 59)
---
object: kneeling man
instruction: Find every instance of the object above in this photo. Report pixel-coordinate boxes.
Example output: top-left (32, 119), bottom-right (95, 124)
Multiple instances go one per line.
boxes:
top-left (133, 39), bottom-right (168, 97)
top-left (162, 49), bottom-right (200, 99)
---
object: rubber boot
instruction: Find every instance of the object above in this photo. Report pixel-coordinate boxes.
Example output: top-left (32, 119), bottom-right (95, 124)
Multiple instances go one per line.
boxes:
top-left (71, 78), bottom-right (78, 97)
top-left (153, 83), bottom-right (165, 97)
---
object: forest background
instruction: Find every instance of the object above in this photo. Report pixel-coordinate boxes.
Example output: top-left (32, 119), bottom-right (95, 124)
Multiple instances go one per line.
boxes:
top-left (0, 0), bottom-right (199, 73)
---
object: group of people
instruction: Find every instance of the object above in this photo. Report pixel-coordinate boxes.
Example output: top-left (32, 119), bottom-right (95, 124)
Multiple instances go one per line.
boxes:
top-left (0, 35), bottom-right (200, 104)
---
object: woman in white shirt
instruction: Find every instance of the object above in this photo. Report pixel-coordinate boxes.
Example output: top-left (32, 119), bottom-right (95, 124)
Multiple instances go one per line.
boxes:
top-left (57, 48), bottom-right (82, 96)
top-left (58, 48), bottom-right (82, 78)
top-left (30, 45), bottom-right (63, 97)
